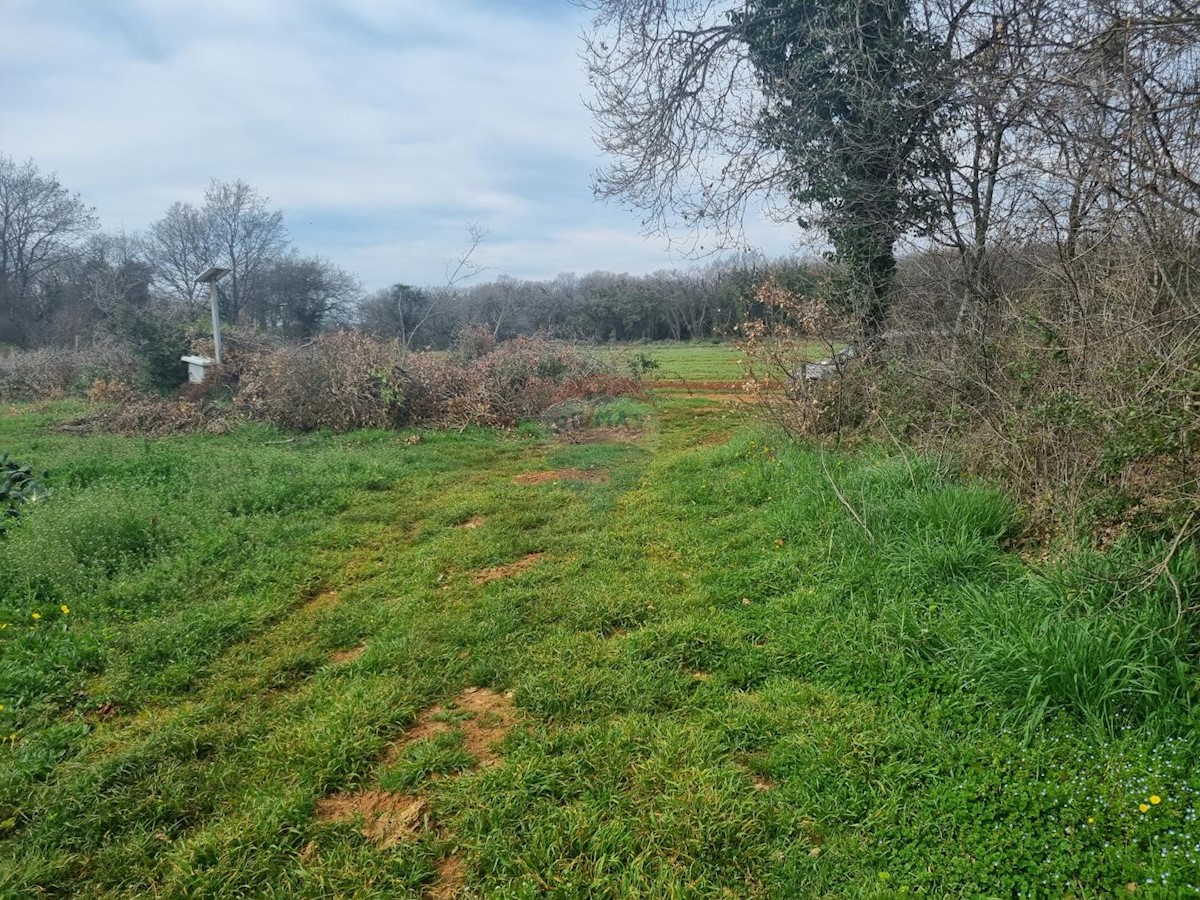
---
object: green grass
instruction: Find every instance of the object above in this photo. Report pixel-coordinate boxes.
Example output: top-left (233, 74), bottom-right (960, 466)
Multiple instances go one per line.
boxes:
top-left (597, 341), bottom-right (748, 382)
top-left (589, 398), bottom-right (655, 427)
top-left (1, 390), bottom-right (1198, 897)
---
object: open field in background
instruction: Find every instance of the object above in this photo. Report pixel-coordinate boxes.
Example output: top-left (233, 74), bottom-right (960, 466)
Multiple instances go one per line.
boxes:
top-left (1, 343), bottom-right (1199, 897)
top-left (599, 340), bottom-right (825, 402)
top-left (595, 340), bottom-right (749, 384)
top-left (631, 341), bottom-right (748, 383)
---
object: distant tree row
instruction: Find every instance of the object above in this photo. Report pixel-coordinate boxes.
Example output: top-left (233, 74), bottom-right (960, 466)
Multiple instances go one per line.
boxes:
top-left (0, 153), bottom-right (823, 357)
top-left (358, 257), bottom-right (817, 349)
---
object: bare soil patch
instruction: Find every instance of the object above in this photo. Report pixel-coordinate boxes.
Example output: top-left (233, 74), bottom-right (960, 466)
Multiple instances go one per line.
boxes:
top-left (654, 379), bottom-right (743, 391)
top-left (446, 686), bottom-right (519, 766)
top-left (316, 688), bottom-right (518, 851)
top-left (302, 590), bottom-right (341, 613)
top-left (513, 468), bottom-right (609, 485)
top-left (428, 854), bottom-right (467, 899)
top-left (687, 393), bottom-right (749, 404)
top-left (330, 644), bottom-right (366, 664)
top-left (473, 552), bottom-right (545, 585)
top-left (393, 687), bottom-right (519, 768)
top-left (460, 516), bottom-right (486, 529)
top-left (314, 790), bottom-right (430, 849)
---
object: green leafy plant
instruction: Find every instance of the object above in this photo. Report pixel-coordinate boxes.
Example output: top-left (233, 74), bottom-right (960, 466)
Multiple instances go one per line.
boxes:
top-left (626, 351), bottom-right (660, 378)
top-left (0, 453), bottom-right (48, 536)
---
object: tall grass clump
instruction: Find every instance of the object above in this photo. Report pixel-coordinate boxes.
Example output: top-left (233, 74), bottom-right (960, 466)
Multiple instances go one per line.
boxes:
top-left (957, 544), bottom-right (1200, 739)
top-left (738, 434), bottom-right (1198, 739)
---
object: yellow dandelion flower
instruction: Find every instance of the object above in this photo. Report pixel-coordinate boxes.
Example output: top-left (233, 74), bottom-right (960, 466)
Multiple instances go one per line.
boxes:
top-left (1150, 795), bottom-right (1162, 805)
top-left (31, 612), bottom-right (41, 621)
top-left (1087, 817), bottom-right (1095, 824)
top-left (1139, 803), bottom-right (1150, 813)
top-left (60, 604), bottom-right (70, 615)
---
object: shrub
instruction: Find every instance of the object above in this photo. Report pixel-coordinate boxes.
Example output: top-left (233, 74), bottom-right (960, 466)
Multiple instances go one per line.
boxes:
top-left (65, 330), bottom-right (630, 436)
top-left (626, 351), bottom-right (660, 378)
top-left (0, 341), bottom-right (138, 401)
top-left (107, 306), bottom-right (191, 394)
top-left (738, 256), bottom-right (1200, 544)
top-left (237, 331), bottom-right (406, 432)
top-left (400, 332), bottom-right (609, 429)
top-left (87, 378), bottom-right (139, 405)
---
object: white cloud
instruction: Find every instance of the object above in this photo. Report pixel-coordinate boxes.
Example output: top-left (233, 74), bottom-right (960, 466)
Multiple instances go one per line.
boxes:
top-left (0, 0), bottom-right (797, 289)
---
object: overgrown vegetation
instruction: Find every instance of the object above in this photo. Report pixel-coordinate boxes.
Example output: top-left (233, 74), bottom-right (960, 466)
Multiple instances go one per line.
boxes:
top-left (13, 327), bottom-right (624, 437)
top-left (1, 383), bottom-right (1198, 894)
top-left (743, 251), bottom-right (1200, 553)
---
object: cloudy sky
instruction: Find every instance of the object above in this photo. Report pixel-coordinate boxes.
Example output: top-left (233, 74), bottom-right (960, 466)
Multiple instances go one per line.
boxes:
top-left (0, 0), bottom-right (796, 290)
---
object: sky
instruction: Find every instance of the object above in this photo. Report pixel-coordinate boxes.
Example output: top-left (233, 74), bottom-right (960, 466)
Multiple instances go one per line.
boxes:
top-left (0, 0), bottom-right (798, 291)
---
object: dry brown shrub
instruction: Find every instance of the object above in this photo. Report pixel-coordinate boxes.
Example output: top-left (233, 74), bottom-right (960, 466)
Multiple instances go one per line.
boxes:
top-left (0, 342), bottom-right (138, 401)
top-left (177, 364), bottom-right (238, 403)
top-left (81, 328), bottom-right (624, 436)
top-left (741, 243), bottom-right (1200, 541)
top-left (57, 397), bottom-right (235, 438)
top-left (188, 327), bottom-right (286, 383)
top-left (399, 351), bottom-right (472, 426)
top-left (237, 332), bottom-right (406, 432)
top-left (739, 277), bottom-right (867, 437)
top-left (401, 331), bottom-right (607, 429)
top-left (86, 378), bottom-right (138, 404)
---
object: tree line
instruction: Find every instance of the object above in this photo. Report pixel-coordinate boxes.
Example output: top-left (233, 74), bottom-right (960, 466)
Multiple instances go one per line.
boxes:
top-left (358, 255), bottom-right (817, 349)
top-left (0, 154), bottom-right (821, 358)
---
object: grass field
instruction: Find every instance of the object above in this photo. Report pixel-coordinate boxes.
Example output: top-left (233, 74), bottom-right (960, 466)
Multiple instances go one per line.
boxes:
top-left (599, 341), bottom-right (749, 383)
top-left (1, 348), bottom-right (1199, 897)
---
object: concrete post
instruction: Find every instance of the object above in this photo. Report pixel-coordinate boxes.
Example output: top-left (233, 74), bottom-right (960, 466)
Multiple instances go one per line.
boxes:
top-left (209, 281), bottom-right (223, 365)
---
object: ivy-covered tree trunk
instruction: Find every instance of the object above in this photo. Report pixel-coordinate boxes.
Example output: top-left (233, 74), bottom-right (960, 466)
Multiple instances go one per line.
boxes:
top-left (733, 0), bottom-right (944, 341)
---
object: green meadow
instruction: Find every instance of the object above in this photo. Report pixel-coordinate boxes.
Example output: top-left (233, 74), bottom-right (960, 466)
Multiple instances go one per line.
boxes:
top-left (601, 341), bottom-right (749, 383)
top-left (1, 347), bottom-right (1198, 897)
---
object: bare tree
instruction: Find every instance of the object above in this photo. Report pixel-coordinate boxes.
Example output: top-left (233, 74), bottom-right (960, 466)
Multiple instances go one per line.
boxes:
top-left (203, 179), bottom-right (288, 325)
top-left (260, 255), bottom-right (362, 338)
top-left (0, 154), bottom-right (97, 337)
top-left (582, 0), bottom-right (955, 339)
top-left (143, 201), bottom-right (214, 308)
top-left (400, 222), bottom-right (488, 351)
top-left (143, 179), bottom-right (288, 322)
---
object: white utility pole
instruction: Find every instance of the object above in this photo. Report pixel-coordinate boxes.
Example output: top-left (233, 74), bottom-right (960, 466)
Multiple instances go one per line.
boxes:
top-left (194, 266), bottom-right (232, 364)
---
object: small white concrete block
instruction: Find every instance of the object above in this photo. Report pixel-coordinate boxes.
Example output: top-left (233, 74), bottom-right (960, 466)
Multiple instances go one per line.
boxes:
top-left (181, 355), bottom-right (216, 383)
